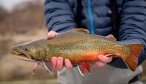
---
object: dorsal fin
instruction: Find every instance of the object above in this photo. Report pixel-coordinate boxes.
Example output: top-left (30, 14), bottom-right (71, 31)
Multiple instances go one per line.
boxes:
top-left (94, 34), bottom-right (116, 42)
top-left (106, 37), bottom-right (116, 42)
top-left (71, 28), bottom-right (89, 34)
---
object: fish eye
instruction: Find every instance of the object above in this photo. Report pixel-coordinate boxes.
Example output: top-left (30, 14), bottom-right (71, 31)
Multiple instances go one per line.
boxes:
top-left (24, 48), bottom-right (29, 51)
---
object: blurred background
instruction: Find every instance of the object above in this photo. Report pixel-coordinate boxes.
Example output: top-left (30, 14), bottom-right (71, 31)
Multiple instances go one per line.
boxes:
top-left (0, 0), bottom-right (57, 84)
top-left (0, 0), bottom-right (146, 84)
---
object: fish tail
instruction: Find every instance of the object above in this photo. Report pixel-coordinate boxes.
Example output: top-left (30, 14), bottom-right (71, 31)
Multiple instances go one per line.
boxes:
top-left (124, 44), bottom-right (144, 71)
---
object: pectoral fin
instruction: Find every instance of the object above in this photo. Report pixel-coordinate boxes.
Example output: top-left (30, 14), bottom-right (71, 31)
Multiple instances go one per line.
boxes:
top-left (42, 61), bottom-right (53, 74)
top-left (32, 62), bottom-right (39, 75)
top-left (32, 61), bottom-right (53, 75)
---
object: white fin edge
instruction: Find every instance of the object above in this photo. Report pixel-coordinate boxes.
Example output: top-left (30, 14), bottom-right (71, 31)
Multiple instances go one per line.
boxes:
top-left (32, 62), bottom-right (38, 75)
top-left (42, 61), bottom-right (53, 74)
top-left (77, 66), bottom-right (84, 76)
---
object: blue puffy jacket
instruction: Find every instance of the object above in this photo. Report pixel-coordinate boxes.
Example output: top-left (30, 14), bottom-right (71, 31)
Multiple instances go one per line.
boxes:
top-left (44, 0), bottom-right (146, 67)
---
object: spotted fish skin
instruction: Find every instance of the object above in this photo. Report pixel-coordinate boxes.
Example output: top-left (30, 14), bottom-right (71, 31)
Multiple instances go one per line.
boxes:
top-left (46, 38), bottom-right (128, 63)
top-left (11, 28), bottom-right (143, 71)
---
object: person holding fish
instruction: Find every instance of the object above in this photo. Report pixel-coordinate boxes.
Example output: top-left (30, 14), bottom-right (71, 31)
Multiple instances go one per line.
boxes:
top-left (44, 0), bottom-right (146, 84)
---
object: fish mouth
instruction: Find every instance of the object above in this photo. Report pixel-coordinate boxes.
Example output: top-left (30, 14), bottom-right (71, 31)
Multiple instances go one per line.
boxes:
top-left (11, 48), bottom-right (31, 60)
top-left (11, 50), bottom-right (26, 56)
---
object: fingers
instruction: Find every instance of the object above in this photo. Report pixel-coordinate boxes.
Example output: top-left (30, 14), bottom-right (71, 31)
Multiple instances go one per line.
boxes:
top-left (94, 55), bottom-right (112, 67)
top-left (56, 57), bottom-right (64, 71)
top-left (98, 55), bottom-right (112, 63)
top-left (94, 34), bottom-right (115, 67)
top-left (51, 57), bottom-right (73, 71)
top-left (65, 59), bottom-right (73, 70)
top-left (51, 57), bottom-right (57, 71)
top-left (47, 31), bottom-right (58, 39)
top-left (95, 61), bottom-right (106, 67)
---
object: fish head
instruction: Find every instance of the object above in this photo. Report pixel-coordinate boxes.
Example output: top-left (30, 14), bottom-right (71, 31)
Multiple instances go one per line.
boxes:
top-left (11, 42), bottom-right (47, 61)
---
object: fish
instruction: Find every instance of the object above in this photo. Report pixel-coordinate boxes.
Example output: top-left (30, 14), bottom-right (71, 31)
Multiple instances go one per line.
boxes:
top-left (11, 28), bottom-right (144, 76)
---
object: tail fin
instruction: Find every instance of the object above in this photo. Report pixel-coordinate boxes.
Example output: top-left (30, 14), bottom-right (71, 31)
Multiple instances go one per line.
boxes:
top-left (125, 44), bottom-right (144, 71)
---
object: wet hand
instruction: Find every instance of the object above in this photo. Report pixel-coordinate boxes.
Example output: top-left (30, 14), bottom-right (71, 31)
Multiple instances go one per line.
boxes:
top-left (94, 34), bottom-right (115, 67)
top-left (47, 31), bottom-right (73, 71)
top-left (95, 55), bottom-right (112, 67)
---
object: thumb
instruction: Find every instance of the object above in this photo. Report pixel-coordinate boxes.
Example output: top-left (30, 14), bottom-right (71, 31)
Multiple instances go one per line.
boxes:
top-left (47, 31), bottom-right (58, 39)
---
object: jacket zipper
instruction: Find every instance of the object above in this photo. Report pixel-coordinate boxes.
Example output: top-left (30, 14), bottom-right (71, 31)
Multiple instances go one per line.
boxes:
top-left (87, 0), bottom-right (95, 34)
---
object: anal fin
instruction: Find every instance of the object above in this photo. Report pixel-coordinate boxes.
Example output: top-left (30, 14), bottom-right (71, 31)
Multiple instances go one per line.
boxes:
top-left (77, 62), bottom-right (91, 76)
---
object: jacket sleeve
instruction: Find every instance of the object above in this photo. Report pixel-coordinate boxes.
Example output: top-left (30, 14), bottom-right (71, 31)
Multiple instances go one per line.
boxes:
top-left (109, 0), bottom-right (146, 68)
top-left (119, 0), bottom-right (146, 65)
top-left (44, 0), bottom-right (77, 32)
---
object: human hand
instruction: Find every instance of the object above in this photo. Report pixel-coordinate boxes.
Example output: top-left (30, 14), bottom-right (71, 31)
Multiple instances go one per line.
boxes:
top-left (47, 31), bottom-right (73, 71)
top-left (94, 34), bottom-right (114, 67)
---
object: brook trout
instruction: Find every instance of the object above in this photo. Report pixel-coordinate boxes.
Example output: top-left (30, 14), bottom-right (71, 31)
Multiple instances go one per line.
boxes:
top-left (11, 28), bottom-right (143, 75)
